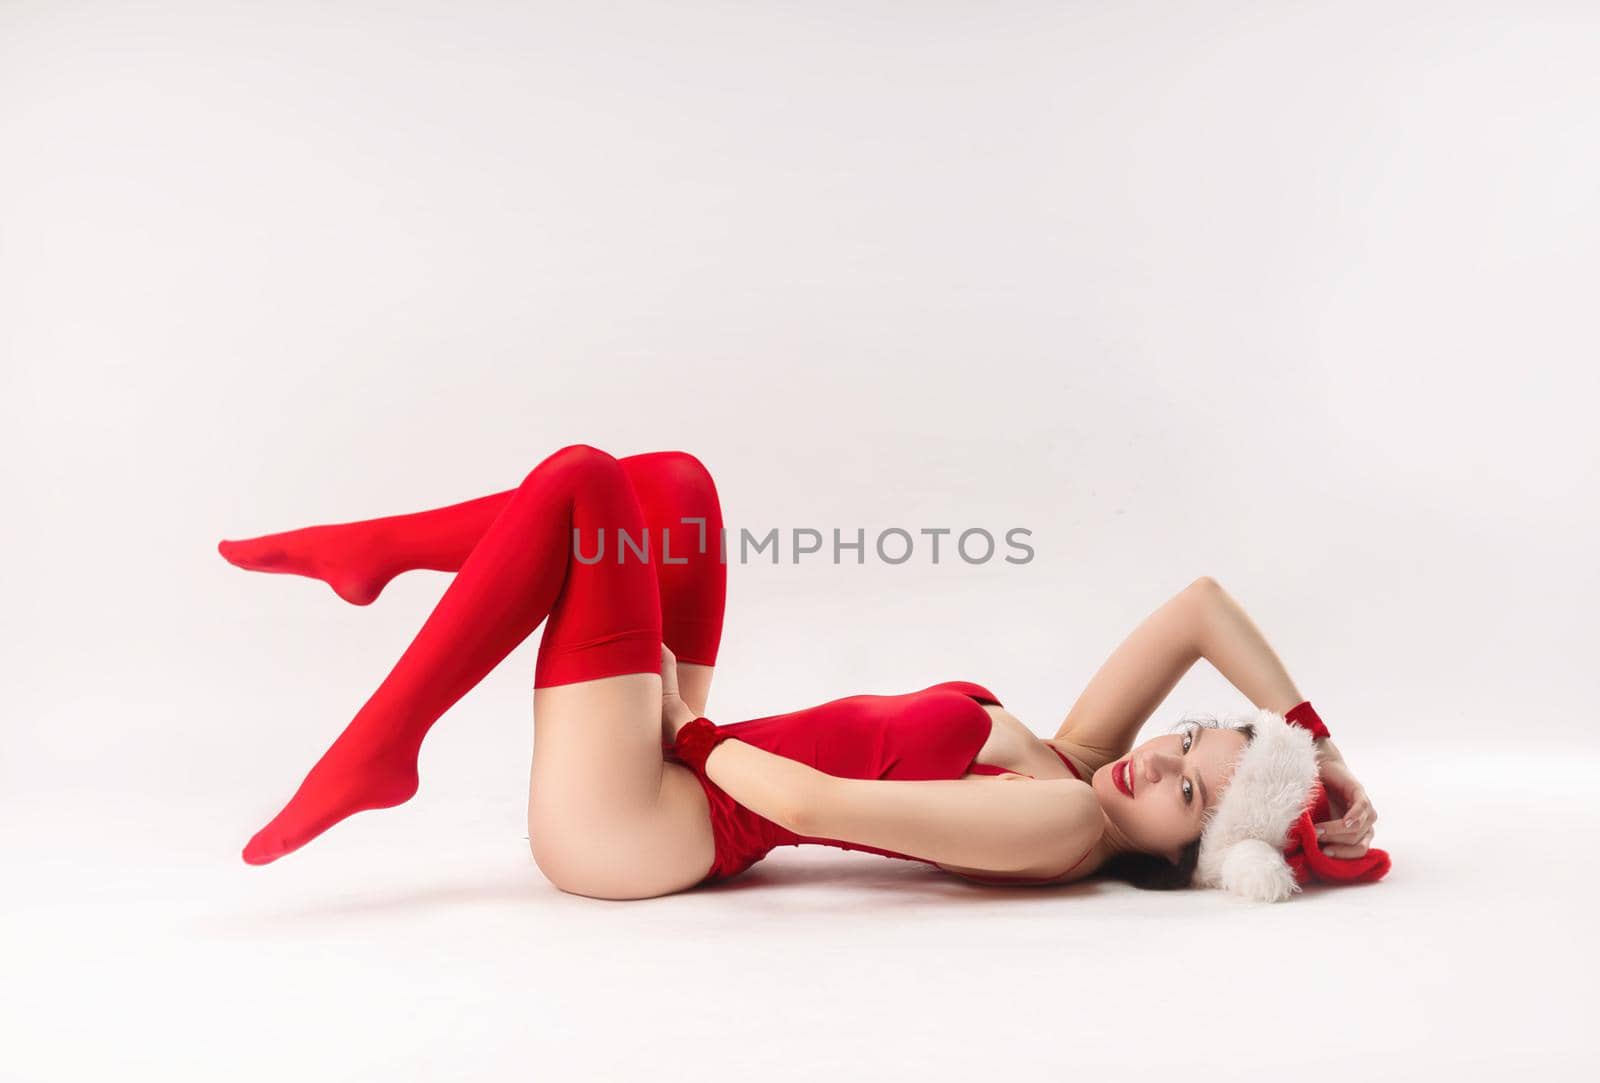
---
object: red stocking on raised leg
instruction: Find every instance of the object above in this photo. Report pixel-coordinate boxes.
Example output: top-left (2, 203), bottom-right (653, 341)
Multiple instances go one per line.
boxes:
top-left (217, 453), bottom-right (727, 665)
top-left (218, 491), bottom-right (511, 606)
top-left (241, 445), bottom-right (661, 865)
top-left (619, 452), bottom-right (727, 667)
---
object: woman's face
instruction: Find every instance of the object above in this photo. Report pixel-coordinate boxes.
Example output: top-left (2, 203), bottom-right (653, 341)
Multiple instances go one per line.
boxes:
top-left (1090, 725), bottom-right (1248, 863)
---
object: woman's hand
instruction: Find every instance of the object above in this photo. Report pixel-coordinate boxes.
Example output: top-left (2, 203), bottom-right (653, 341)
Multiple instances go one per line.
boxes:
top-left (1314, 755), bottom-right (1378, 858)
top-left (660, 644), bottom-right (696, 740)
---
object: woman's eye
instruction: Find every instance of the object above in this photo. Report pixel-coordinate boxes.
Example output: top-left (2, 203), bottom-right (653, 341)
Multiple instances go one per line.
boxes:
top-left (1182, 779), bottom-right (1194, 804)
top-left (1182, 733), bottom-right (1192, 754)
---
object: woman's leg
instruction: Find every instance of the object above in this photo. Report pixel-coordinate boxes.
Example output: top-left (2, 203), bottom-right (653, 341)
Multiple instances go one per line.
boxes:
top-left (218, 452), bottom-right (727, 710)
top-left (217, 454), bottom-right (727, 629)
top-left (218, 490), bottom-right (512, 606)
top-left (237, 445), bottom-right (714, 895)
top-left (614, 452), bottom-right (725, 715)
top-left (527, 452), bottom-right (725, 896)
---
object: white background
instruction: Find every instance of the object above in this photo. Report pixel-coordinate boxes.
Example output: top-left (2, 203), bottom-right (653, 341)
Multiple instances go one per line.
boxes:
top-left (3, 2), bottom-right (1596, 1080)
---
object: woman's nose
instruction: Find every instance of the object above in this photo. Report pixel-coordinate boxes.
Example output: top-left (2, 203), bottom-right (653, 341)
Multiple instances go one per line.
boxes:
top-left (1141, 753), bottom-right (1178, 783)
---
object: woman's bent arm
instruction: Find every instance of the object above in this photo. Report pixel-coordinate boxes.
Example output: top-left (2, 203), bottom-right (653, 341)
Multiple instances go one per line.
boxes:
top-left (701, 739), bottom-right (834, 830)
top-left (798, 775), bottom-right (1102, 877)
top-left (702, 741), bottom-right (1102, 877)
top-left (1057, 576), bottom-right (1308, 765)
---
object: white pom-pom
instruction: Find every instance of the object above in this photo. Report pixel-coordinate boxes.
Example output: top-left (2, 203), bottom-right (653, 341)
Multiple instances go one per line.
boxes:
top-left (1219, 839), bottom-right (1298, 903)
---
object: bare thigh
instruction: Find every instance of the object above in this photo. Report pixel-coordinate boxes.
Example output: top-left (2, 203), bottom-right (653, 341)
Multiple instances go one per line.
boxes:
top-left (528, 672), bottom-right (715, 899)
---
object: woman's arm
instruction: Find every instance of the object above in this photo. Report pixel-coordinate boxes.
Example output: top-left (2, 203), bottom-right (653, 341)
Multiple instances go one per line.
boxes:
top-left (702, 736), bottom-right (1102, 876)
top-left (793, 773), bottom-right (1102, 877)
top-left (1055, 576), bottom-right (1311, 766)
top-left (1055, 577), bottom-right (1379, 854)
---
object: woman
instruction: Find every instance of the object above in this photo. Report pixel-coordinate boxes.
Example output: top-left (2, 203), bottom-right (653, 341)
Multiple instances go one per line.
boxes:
top-left (219, 444), bottom-right (1387, 901)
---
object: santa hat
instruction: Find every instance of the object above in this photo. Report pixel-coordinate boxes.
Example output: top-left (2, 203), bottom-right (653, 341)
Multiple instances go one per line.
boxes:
top-left (1194, 709), bottom-right (1391, 903)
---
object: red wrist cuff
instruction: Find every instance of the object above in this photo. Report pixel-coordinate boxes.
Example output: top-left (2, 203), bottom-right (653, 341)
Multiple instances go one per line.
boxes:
top-left (674, 716), bottom-right (726, 772)
top-left (1284, 701), bottom-right (1331, 741)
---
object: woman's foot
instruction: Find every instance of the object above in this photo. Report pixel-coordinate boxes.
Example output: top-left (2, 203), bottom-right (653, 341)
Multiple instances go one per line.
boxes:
top-left (242, 742), bottom-right (421, 865)
top-left (218, 525), bottom-right (397, 606)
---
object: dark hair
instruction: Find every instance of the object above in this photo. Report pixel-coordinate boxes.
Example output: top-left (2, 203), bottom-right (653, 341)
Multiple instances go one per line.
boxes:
top-left (1099, 837), bottom-right (1203, 890)
top-left (1094, 717), bottom-right (1257, 892)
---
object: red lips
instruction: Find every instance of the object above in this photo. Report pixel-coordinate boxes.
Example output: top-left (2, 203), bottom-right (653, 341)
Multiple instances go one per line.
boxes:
top-left (1112, 759), bottom-right (1136, 798)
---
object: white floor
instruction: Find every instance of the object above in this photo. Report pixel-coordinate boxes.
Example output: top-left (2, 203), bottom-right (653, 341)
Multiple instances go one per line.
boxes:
top-left (4, 731), bottom-right (1592, 1082)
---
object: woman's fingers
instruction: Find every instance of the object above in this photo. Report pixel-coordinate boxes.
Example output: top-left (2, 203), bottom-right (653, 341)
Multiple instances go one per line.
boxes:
top-left (1316, 803), bottom-right (1377, 843)
top-left (1318, 787), bottom-right (1370, 838)
top-left (1321, 839), bottom-right (1371, 859)
top-left (1315, 818), bottom-right (1366, 845)
top-left (1319, 762), bottom-right (1369, 824)
top-left (1312, 761), bottom-right (1379, 856)
top-left (1335, 788), bottom-right (1375, 830)
top-left (1317, 824), bottom-right (1375, 859)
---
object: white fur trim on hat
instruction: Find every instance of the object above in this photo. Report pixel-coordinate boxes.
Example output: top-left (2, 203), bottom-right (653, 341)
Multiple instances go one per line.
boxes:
top-left (1194, 709), bottom-right (1319, 903)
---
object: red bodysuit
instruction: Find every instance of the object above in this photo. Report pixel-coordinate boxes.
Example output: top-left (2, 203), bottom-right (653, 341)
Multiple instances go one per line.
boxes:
top-left (663, 680), bottom-right (1092, 886)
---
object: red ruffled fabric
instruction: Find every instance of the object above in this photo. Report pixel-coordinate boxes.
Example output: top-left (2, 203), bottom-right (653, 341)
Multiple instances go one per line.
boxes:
top-left (672, 716), bottom-right (725, 773)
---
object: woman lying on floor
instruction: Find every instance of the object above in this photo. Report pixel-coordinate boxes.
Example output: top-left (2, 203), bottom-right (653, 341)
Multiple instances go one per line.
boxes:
top-left (218, 445), bottom-right (1389, 902)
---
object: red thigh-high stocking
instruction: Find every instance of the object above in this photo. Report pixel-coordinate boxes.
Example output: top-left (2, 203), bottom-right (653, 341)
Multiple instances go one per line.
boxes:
top-left (237, 445), bottom-right (662, 866)
top-left (616, 452), bottom-right (726, 667)
top-left (218, 452), bottom-right (726, 665)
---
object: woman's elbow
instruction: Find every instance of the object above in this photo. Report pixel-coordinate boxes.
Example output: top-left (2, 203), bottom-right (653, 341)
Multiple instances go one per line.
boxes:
top-left (777, 777), bottom-right (831, 835)
top-left (1055, 783), bottom-right (1105, 850)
